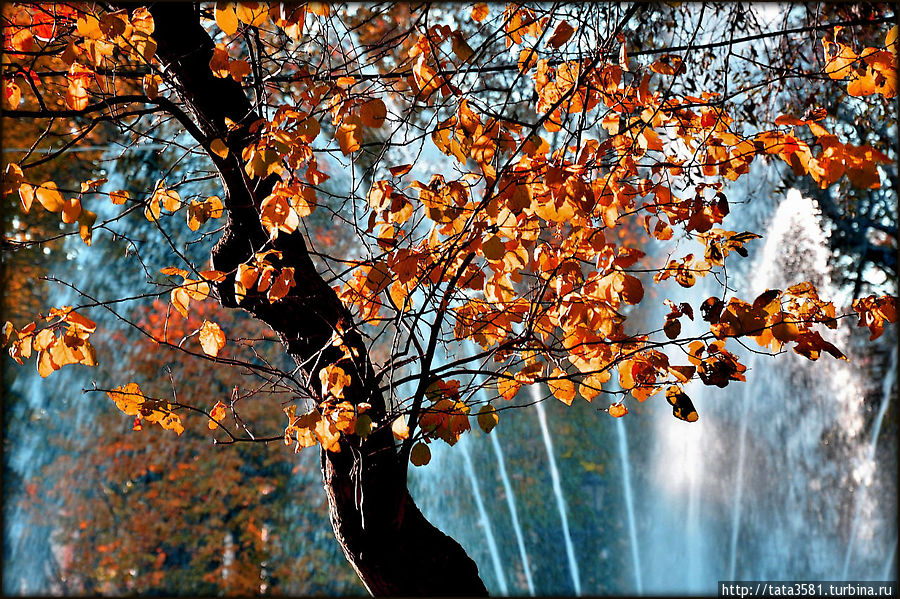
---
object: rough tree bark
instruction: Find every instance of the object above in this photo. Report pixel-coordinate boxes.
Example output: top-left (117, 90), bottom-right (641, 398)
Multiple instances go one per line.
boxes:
top-left (145, 4), bottom-right (488, 596)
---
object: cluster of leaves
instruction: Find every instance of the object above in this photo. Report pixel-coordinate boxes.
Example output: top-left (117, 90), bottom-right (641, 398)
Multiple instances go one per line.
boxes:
top-left (2, 305), bottom-right (97, 377)
top-left (107, 382), bottom-right (185, 435)
top-left (823, 25), bottom-right (897, 98)
top-left (2, 2), bottom-right (897, 473)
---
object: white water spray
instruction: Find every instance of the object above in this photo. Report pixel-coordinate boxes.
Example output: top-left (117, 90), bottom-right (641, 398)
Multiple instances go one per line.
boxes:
top-left (459, 438), bottom-right (509, 595)
top-left (466, 353), bottom-right (535, 595)
top-left (489, 432), bottom-right (535, 595)
top-left (531, 385), bottom-right (582, 595)
top-left (615, 418), bottom-right (643, 593)
top-left (728, 382), bottom-right (751, 580)
top-left (883, 540), bottom-right (897, 581)
top-left (841, 346), bottom-right (898, 579)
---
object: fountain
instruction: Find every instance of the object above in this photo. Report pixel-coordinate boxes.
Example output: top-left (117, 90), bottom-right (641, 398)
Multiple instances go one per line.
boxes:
top-left (459, 436), bottom-right (509, 595)
top-left (531, 386), bottom-right (582, 596)
top-left (5, 155), bottom-right (895, 595)
top-left (615, 417), bottom-right (643, 593)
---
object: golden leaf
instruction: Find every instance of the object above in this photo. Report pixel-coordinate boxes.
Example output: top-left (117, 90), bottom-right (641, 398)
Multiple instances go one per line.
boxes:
top-left (215, 2), bottom-right (239, 35)
top-left (198, 320), bottom-right (226, 357)
top-left (392, 415), bottom-right (410, 440)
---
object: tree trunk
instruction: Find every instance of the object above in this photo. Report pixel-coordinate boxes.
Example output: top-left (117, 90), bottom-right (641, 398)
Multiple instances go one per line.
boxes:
top-left (146, 4), bottom-right (488, 596)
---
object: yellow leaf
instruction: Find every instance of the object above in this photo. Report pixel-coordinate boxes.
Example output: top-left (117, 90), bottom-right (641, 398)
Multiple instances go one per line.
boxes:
top-left (160, 412), bottom-right (184, 435)
top-left (34, 328), bottom-right (56, 351)
top-left (37, 349), bottom-right (56, 377)
top-left (199, 320), bottom-right (226, 357)
top-left (235, 1), bottom-right (268, 27)
top-left (477, 404), bottom-right (498, 434)
top-left (171, 287), bottom-right (190, 317)
top-left (315, 417), bottom-right (342, 452)
top-left (208, 400), bottom-right (227, 430)
top-left (131, 7), bottom-right (154, 35)
top-left (578, 372), bottom-right (608, 402)
top-left (183, 278), bottom-right (210, 301)
top-left (107, 382), bottom-right (145, 416)
top-left (4, 80), bottom-right (21, 110)
top-left (36, 182), bottom-right (65, 212)
top-left (319, 364), bottom-right (351, 399)
top-left (548, 367), bottom-right (576, 405)
top-left (410, 442), bottom-right (431, 466)
top-left (392, 415), bottom-right (410, 440)
top-left (497, 372), bottom-right (521, 400)
top-left (154, 185), bottom-right (181, 211)
top-left (78, 209), bottom-right (97, 245)
top-left (210, 138), bottom-right (229, 159)
top-left (110, 189), bottom-right (129, 205)
top-left (215, 2), bottom-right (239, 35)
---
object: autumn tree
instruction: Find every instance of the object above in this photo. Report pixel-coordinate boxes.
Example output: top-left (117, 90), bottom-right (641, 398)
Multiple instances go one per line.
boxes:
top-left (2, 2), bottom-right (897, 595)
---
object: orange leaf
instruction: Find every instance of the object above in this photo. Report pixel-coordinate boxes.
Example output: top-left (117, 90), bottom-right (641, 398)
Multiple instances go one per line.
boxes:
top-left (215, 2), bottom-right (239, 35)
top-left (36, 182), bottom-right (65, 212)
top-left (548, 367), bottom-right (576, 406)
top-left (359, 98), bottom-right (387, 128)
top-left (210, 138), bottom-right (229, 159)
top-left (497, 373), bottom-right (521, 400)
top-left (3, 80), bottom-right (21, 110)
top-left (389, 164), bottom-right (413, 177)
top-left (235, 1), bottom-right (268, 27)
top-left (198, 321), bottom-right (226, 357)
top-left (319, 364), bottom-right (351, 399)
top-left (608, 403), bottom-right (628, 418)
top-left (336, 114), bottom-right (363, 154)
top-left (208, 400), bottom-right (227, 430)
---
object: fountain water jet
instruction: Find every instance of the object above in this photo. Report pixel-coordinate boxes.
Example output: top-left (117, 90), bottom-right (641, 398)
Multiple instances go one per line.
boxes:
top-left (466, 349), bottom-right (535, 595)
top-left (488, 431), bottom-right (535, 595)
top-left (459, 438), bottom-right (509, 595)
top-left (531, 385), bottom-right (581, 595)
top-left (615, 417), bottom-right (643, 593)
top-left (841, 345), bottom-right (898, 579)
top-left (883, 540), bottom-right (897, 581)
top-left (728, 386), bottom-right (751, 580)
